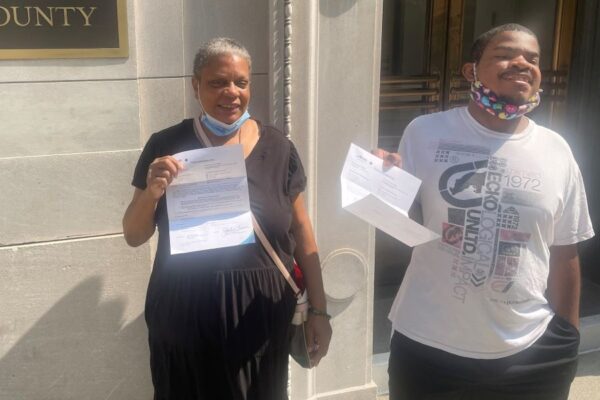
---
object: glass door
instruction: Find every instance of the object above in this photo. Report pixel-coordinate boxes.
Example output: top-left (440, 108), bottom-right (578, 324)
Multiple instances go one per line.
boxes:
top-left (379, 0), bottom-right (447, 152)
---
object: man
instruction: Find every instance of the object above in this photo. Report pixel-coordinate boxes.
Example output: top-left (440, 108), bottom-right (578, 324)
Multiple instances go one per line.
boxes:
top-left (377, 24), bottom-right (594, 399)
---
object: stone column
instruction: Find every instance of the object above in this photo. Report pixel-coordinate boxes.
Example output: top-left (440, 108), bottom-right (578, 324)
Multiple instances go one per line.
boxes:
top-left (288, 1), bottom-right (384, 398)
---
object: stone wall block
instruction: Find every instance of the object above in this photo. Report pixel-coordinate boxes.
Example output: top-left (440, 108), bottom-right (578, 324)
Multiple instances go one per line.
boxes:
top-left (139, 78), bottom-right (186, 142)
top-left (249, 74), bottom-right (270, 124)
top-left (0, 236), bottom-right (152, 400)
top-left (0, 151), bottom-right (140, 245)
top-left (183, 0), bottom-right (269, 75)
top-left (0, 80), bottom-right (140, 158)
top-left (135, 0), bottom-right (184, 78)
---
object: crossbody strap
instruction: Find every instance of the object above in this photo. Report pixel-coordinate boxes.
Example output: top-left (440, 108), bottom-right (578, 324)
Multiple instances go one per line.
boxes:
top-left (193, 117), bottom-right (302, 298)
top-left (251, 214), bottom-right (302, 298)
top-left (193, 116), bottom-right (213, 147)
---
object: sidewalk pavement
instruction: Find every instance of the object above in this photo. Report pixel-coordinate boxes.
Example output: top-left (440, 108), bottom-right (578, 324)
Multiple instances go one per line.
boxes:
top-left (377, 350), bottom-right (600, 400)
top-left (570, 350), bottom-right (600, 399)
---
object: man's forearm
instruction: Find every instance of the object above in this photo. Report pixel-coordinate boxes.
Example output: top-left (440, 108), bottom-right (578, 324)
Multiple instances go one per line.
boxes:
top-left (548, 244), bottom-right (581, 329)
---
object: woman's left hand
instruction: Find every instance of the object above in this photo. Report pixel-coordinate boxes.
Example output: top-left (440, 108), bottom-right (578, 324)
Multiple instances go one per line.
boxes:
top-left (305, 314), bottom-right (332, 367)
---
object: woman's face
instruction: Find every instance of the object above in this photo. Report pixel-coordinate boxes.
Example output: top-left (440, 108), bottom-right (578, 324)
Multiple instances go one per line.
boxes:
top-left (193, 53), bottom-right (251, 124)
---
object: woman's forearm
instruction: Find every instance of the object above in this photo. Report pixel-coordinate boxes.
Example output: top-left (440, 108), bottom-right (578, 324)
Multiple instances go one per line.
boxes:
top-left (291, 194), bottom-right (327, 311)
top-left (295, 245), bottom-right (327, 311)
top-left (122, 189), bottom-right (158, 247)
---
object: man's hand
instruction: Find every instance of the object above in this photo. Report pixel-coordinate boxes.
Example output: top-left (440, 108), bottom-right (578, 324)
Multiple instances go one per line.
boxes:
top-left (372, 148), bottom-right (402, 170)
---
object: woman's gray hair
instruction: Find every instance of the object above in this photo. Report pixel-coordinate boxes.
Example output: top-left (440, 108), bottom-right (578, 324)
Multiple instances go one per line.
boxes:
top-left (193, 38), bottom-right (252, 77)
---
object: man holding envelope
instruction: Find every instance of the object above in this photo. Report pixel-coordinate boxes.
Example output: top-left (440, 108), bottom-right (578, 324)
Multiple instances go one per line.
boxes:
top-left (375, 24), bottom-right (594, 400)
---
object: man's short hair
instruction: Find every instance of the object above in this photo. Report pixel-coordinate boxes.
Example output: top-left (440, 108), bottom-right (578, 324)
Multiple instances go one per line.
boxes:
top-left (470, 24), bottom-right (538, 63)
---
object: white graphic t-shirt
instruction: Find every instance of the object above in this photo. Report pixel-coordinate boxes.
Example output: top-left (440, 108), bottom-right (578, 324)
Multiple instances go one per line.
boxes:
top-left (389, 107), bottom-right (594, 359)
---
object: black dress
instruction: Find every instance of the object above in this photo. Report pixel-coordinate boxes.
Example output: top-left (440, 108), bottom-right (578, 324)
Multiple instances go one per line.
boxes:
top-left (131, 119), bottom-right (307, 400)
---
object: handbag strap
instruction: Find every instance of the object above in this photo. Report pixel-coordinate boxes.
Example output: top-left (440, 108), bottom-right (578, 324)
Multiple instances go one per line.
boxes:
top-left (251, 214), bottom-right (302, 298)
top-left (193, 117), bottom-right (302, 299)
top-left (193, 116), bottom-right (213, 147)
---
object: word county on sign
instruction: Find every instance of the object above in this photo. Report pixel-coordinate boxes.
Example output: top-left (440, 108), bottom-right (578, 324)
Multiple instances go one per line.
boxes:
top-left (0, 0), bottom-right (128, 59)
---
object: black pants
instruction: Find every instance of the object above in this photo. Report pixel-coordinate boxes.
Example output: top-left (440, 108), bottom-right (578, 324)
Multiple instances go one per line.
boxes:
top-left (389, 315), bottom-right (580, 400)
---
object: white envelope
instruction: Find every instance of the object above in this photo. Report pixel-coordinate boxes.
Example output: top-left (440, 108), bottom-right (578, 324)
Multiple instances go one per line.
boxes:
top-left (341, 143), bottom-right (439, 247)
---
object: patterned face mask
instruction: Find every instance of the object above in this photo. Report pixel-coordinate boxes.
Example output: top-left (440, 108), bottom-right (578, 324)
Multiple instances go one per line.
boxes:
top-left (470, 63), bottom-right (541, 120)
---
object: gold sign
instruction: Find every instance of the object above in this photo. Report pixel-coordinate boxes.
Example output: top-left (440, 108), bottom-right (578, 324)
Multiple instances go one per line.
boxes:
top-left (0, 0), bottom-right (128, 59)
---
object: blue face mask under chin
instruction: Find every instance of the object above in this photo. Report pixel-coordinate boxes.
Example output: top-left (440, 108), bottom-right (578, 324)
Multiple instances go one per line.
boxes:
top-left (200, 109), bottom-right (251, 137)
top-left (197, 90), bottom-right (251, 137)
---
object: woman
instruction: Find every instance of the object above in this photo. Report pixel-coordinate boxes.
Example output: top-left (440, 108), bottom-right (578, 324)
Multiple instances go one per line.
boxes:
top-left (122, 38), bottom-right (332, 400)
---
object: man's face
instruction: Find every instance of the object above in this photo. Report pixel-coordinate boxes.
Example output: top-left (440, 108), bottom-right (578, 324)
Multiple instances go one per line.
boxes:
top-left (473, 31), bottom-right (542, 105)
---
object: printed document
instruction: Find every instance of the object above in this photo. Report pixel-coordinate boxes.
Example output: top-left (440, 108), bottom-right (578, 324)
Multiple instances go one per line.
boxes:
top-left (341, 143), bottom-right (439, 247)
top-left (166, 145), bottom-right (254, 254)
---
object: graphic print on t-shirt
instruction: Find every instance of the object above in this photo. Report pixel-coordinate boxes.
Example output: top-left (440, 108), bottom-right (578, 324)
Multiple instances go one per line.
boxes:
top-left (434, 141), bottom-right (539, 303)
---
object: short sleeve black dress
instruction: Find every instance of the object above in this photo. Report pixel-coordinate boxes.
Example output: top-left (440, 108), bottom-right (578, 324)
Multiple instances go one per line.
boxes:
top-left (131, 119), bottom-right (307, 400)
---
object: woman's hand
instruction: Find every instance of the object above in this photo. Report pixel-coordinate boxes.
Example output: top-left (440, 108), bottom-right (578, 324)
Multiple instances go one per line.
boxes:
top-left (146, 156), bottom-right (184, 200)
top-left (123, 156), bottom-right (184, 247)
top-left (290, 193), bottom-right (332, 367)
top-left (305, 313), bottom-right (332, 367)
